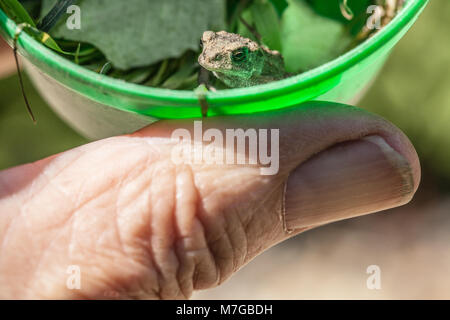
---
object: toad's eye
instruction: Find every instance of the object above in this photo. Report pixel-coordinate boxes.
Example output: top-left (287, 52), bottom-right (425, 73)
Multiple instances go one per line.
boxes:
top-left (231, 47), bottom-right (248, 63)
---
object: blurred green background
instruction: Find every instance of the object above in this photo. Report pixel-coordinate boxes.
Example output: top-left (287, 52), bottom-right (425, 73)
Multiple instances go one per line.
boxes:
top-left (0, 0), bottom-right (449, 299)
top-left (361, 0), bottom-right (450, 186)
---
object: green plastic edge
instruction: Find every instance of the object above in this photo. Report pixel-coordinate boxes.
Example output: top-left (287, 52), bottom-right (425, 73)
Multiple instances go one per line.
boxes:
top-left (0, 0), bottom-right (429, 109)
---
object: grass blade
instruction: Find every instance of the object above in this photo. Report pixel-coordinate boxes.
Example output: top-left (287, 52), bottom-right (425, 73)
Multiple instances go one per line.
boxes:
top-left (0, 0), bottom-right (36, 26)
top-left (250, 0), bottom-right (282, 51)
top-left (38, 0), bottom-right (76, 32)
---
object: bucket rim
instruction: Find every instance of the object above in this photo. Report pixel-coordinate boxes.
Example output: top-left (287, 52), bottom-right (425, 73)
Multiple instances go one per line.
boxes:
top-left (0, 0), bottom-right (429, 106)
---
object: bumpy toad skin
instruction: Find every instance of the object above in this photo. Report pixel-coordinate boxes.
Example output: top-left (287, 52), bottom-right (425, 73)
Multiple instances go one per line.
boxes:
top-left (198, 31), bottom-right (289, 88)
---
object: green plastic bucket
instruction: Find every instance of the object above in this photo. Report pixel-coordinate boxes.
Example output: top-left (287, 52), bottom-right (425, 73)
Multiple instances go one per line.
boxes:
top-left (0, 0), bottom-right (428, 140)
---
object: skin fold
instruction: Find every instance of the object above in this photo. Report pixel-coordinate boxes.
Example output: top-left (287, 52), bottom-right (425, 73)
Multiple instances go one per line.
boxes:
top-left (0, 102), bottom-right (420, 299)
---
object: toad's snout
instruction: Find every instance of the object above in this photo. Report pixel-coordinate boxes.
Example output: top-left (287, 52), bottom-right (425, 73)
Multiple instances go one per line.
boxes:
top-left (201, 31), bottom-right (216, 43)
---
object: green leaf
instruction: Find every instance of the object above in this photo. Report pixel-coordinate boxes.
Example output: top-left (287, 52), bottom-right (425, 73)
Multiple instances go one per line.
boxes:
top-left (250, 0), bottom-right (282, 51)
top-left (23, 26), bottom-right (74, 55)
top-left (0, 0), bottom-right (80, 56)
top-left (236, 8), bottom-right (256, 41)
top-left (269, 0), bottom-right (288, 16)
top-left (109, 66), bottom-right (156, 84)
top-left (41, 0), bottom-right (226, 70)
top-left (146, 60), bottom-right (170, 87)
top-left (227, 0), bottom-right (251, 33)
top-left (281, 0), bottom-right (352, 73)
top-left (161, 52), bottom-right (197, 89)
top-left (0, 0), bottom-right (36, 26)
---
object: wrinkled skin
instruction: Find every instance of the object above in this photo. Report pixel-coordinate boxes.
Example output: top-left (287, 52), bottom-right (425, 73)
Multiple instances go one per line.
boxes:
top-left (0, 103), bottom-right (420, 299)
